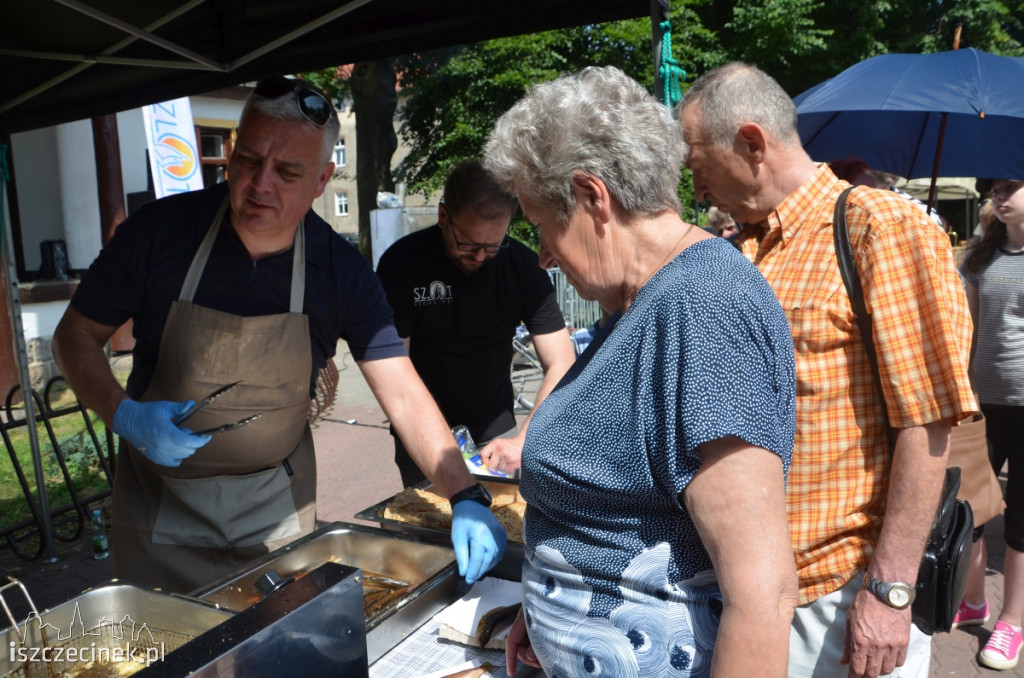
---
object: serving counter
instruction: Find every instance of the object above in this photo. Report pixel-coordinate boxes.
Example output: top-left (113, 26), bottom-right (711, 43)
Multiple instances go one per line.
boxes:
top-left (0, 517), bottom-right (534, 678)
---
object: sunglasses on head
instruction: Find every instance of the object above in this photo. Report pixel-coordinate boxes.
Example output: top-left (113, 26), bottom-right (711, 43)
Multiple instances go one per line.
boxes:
top-left (253, 76), bottom-right (334, 127)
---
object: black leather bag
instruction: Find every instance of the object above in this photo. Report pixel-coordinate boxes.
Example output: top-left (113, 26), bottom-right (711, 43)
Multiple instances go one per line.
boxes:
top-left (833, 187), bottom-right (974, 634)
top-left (913, 466), bottom-right (973, 633)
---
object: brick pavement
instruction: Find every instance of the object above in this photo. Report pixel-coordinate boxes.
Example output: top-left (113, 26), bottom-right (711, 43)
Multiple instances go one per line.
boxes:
top-left (0, 349), bottom-right (1019, 676)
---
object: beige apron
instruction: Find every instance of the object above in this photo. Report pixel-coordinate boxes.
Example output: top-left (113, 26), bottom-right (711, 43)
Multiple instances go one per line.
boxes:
top-left (111, 197), bottom-right (316, 593)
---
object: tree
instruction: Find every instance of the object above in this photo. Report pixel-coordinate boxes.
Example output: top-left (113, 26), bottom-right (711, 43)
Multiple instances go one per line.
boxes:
top-left (311, 0), bottom-right (1024, 251)
top-left (349, 61), bottom-right (398, 260)
top-left (306, 52), bottom-right (452, 262)
top-left (396, 5), bottom-right (708, 223)
top-left (305, 61), bottom-right (397, 262)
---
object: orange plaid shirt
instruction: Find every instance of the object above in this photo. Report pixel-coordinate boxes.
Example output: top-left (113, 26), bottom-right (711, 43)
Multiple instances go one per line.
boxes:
top-left (738, 165), bottom-right (977, 604)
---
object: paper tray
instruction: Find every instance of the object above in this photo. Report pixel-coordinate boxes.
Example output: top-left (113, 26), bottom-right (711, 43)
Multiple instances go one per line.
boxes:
top-left (354, 479), bottom-right (525, 583)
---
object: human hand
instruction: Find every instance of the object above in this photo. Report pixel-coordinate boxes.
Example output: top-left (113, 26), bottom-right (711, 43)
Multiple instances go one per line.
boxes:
top-left (479, 436), bottom-right (524, 476)
top-left (842, 587), bottom-right (911, 678)
top-left (505, 606), bottom-right (541, 675)
top-left (113, 399), bottom-right (212, 467)
top-left (450, 500), bottom-right (507, 584)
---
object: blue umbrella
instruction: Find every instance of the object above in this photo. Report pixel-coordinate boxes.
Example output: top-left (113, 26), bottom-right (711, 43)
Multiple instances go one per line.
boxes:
top-left (795, 48), bottom-right (1024, 204)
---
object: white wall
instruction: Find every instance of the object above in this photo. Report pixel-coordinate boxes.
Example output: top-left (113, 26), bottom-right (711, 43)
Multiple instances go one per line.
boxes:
top-left (56, 120), bottom-right (102, 270)
top-left (12, 119), bottom-right (104, 272)
top-left (21, 301), bottom-right (68, 341)
top-left (11, 126), bottom-right (64, 272)
top-left (116, 108), bottom-right (149, 197)
top-left (191, 96), bottom-right (244, 123)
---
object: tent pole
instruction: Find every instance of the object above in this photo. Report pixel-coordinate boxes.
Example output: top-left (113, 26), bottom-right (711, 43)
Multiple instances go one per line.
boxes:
top-left (0, 144), bottom-right (56, 562)
top-left (650, 0), bottom-right (670, 100)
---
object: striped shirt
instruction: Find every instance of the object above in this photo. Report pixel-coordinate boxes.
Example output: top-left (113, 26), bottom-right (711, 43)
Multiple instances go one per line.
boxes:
top-left (961, 249), bottom-right (1024, 406)
top-left (738, 164), bottom-right (977, 604)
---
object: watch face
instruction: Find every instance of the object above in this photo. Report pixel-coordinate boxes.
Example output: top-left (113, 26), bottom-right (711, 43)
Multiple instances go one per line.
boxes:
top-left (887, 586), bottom-right (911, 608)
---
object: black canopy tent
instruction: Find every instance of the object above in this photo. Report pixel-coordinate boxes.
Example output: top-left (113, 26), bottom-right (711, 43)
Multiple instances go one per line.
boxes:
top-left (0, 0), bottom-right (662, 560)
top-left (1, 0), bottom-right (657, 134)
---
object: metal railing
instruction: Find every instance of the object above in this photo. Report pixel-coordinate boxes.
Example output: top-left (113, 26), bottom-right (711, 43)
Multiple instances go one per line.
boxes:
top-left (547, 268), bottom-right (602, 330)
top-left (0, 377), bottom-right (112, 560)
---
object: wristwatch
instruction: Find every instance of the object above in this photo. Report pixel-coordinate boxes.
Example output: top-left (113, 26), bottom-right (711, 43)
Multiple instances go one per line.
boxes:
top-left (862, 572), bottom-right (917, 609)
top-left (449, 483), bottom-right (493, 509)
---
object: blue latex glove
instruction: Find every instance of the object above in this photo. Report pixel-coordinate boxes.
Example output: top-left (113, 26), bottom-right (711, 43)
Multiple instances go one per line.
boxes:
top-left (113, 399), bottom-right (212, 468)
top-left (451, 500), bottom-right (507, 584)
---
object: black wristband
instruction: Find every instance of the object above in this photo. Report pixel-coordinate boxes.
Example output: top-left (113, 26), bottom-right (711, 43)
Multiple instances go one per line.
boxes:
top-left (449, 483), bottom-right (492, 509)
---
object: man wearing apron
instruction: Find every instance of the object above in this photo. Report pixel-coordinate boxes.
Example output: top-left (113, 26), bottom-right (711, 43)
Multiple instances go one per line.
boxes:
top-left (53, 76), bottom-right (505, 594)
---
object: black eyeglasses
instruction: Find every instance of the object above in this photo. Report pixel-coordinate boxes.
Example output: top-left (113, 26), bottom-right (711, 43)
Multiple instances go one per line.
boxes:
top-left (446, 209), bottom-right (511, 254)
top-left (253, 76), bottom-right (335, 127)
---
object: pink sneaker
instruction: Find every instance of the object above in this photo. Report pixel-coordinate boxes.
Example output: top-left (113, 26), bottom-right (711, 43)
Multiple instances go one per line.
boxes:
top-left (952, 599), bottom-right (989, 628)
top-left (980, 621), bottom-right (1024, 670)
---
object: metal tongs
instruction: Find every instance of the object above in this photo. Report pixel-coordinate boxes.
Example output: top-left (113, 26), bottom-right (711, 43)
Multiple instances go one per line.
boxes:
top-left (173, 381), bottom-right (263, 435)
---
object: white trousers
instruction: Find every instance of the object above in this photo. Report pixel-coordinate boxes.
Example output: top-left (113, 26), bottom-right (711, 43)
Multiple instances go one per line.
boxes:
top-left (789, 574), bottom-right (931, 678)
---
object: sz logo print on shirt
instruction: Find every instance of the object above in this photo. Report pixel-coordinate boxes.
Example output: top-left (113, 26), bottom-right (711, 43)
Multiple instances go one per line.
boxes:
top-left (413, 281), bottom-right (454, 306)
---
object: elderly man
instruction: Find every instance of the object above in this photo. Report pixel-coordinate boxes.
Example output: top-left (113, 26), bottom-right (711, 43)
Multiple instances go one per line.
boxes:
top-left (53, 76), bottom-right (504, 593)
top-left (376, 159), bottom-right (575, 485)
top-left (677, 63), bottom-right (976, 678)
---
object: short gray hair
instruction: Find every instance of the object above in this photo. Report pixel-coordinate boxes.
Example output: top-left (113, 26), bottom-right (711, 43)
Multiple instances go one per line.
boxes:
top-left (484, 66), bottom-right (686, 225)
top-left (240, 81), bottom-right (340, 167)
top-left (676, 62), bottom-right (800, 149)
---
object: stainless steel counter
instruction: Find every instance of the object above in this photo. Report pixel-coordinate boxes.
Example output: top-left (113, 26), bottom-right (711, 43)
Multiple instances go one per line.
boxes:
top-left (193, 522), bottom-right (461, 664)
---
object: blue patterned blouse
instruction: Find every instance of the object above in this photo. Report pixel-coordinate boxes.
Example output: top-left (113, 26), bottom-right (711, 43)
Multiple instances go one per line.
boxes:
top-left (519, 237), bottom-right (796, 678)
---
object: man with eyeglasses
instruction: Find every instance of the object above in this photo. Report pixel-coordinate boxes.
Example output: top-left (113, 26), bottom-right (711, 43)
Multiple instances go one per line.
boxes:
top-left (377, 159), bottom-right (576, 486)
top-left (52, 77), bottom-right (506, 593)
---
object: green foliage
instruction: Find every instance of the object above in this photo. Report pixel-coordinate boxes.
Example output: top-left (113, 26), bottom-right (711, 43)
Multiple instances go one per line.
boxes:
top-left (726, 0), bottom-right (833, 72)
top-left (307, 0), bottom-right (1023, 226)
top-left (927, 0), bottom-right (1023, 54)
top-left (396, 32), bottom-right (575, 198)
top-left (395, 8), bottom-right (703, 197)
top-left (0, 414), bottom-right (111, 533)
top-left (509, 219), bottom-right (540, 253)
top-left (303, 67), bottom-right (352, 112)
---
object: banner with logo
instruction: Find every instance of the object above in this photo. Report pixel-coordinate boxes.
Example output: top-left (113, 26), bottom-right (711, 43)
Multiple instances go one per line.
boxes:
top-left (142, 97), bottom-right (203, 198)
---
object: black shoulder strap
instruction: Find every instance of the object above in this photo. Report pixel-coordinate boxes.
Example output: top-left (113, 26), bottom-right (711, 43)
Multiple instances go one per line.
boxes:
top-left (832, 186), bottom-right (896, 454)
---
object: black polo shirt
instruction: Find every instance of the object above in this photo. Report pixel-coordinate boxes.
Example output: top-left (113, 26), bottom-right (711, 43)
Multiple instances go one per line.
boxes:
top-left (376, 225), bottom-right (565, 442)
top-left (71, 182), bottom-right (404, 399)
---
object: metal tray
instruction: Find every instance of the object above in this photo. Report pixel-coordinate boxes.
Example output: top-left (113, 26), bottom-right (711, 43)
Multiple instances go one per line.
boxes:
top-left (191, 522), bottom-right (460, 664)
top-left (140, 562), bottom-right (367, 678)
top-left (0, 581), bottom-right (233, 677)
top-left (354, 479), bottom-right (525, 583)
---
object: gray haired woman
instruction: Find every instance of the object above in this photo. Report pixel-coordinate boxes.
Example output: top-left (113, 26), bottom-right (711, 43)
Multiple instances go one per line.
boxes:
top-left (483, 65), bottom-right (798, 678)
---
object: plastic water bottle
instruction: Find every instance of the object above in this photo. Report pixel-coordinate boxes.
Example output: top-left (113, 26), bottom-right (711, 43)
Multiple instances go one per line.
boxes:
top-left (451, 425), bottom-right (478, 459)
top-left (91, 508), bottom-right (109, 560)
top-left (451, 425), bottom-right (508, 478)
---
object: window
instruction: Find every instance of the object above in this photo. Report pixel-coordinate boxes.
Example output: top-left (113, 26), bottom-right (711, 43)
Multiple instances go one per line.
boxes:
top-left (197, 127), bottom-right (232, 186)
top-left (335, 191), bottom-right (349, 217)
top-left (334, 137), bottom-right (346, 167)
top-left (201, 133), bottom-right (225, 159)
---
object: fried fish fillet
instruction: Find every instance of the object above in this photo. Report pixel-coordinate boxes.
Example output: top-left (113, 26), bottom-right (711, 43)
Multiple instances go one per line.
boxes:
top-left (382, 487), bottom-right (526, 543)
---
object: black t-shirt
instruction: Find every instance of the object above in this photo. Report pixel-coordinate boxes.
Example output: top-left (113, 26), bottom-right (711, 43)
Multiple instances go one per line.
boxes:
top-left (71, 182), bottom-right (404, 399)
top-left (376, 225), bottom-right (565, 442)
